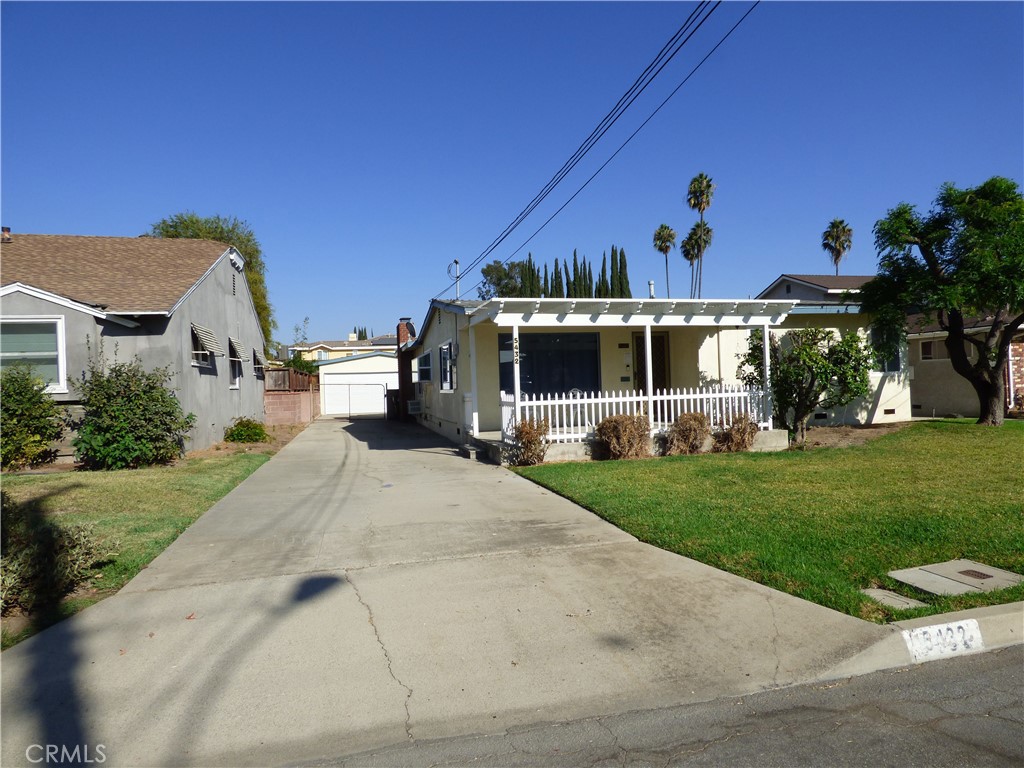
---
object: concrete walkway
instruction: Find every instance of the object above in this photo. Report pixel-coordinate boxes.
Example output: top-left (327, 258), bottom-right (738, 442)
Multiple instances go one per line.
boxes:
top-left (0, 419), bottom-right (1007, 766)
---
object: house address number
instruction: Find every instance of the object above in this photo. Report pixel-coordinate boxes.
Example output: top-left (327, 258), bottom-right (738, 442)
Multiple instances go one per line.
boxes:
top-left (513, 336), bottom-right (520, 365)
top-left (901, 619), bottom-right (984, 663)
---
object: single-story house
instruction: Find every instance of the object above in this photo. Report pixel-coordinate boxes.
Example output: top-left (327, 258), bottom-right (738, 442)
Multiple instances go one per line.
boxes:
top-left (0, 232), bottom-right (267, 451)
top-left (400, 275), bottom-right (910, 452)
top-left (291, 332), bottom-right (401, 362)
top-left (905, 314), bottom-right (1024, 418)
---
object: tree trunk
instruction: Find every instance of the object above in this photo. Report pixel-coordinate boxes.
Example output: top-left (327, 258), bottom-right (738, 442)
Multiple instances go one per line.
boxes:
top-left (975, 377), bottom-right (1005, 426)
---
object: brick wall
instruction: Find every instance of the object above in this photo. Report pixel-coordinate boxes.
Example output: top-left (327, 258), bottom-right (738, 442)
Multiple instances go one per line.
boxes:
top-left (1010, 341), bottom-right (1024, 409)
top-left (264, 390), bottom-right (321, 426)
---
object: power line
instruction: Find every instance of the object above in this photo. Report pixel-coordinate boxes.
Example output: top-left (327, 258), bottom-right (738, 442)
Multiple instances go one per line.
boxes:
top-left (458, 1), bottom-right (761, 301)
top-left (432, 1), bottom-right (722, 300)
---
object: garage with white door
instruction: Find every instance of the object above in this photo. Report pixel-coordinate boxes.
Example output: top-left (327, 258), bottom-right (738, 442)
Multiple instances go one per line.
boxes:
top-left (318, 352), bottom-right (400, 418)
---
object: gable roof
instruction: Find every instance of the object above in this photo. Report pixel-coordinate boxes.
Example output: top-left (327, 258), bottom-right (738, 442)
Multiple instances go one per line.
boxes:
top-left (294, 333), bottom-right (407, 351)
top-left (756, 274), bottom-right (873, 299)
top-left (0, 234), bottom-right (234, 313)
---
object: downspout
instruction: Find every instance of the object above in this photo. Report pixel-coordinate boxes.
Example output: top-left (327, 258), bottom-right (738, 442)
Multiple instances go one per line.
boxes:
top-left (467, 319), bottom-right (479, 436)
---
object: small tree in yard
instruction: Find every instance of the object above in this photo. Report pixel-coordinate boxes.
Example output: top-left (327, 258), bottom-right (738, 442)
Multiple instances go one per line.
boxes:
top-left (0, 364), bottom-right (64, 470)
top-left (72, 351), bottom-right (195, 470)
top-left (738, 329), bottom-right (872, 446)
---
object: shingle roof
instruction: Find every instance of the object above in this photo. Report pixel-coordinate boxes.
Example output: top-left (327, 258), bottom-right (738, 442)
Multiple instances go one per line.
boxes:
top-left (299, 334), bottom-right (406, 349)
top-left (780, 274), bottom-right (873, 291)
top-left (0, 234), bottom-right (231, 313)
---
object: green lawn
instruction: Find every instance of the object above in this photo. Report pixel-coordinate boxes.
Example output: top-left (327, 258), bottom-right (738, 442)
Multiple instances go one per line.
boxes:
top-left (517, 420), bottom-right (1024, 623)
top-left (1, 449), bottom-right (274, 649)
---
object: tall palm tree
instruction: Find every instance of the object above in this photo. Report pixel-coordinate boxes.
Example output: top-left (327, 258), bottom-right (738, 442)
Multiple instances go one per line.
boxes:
top-left (686, 173), bottom-right (715, 298)
top-left (682, 222), bottom-right (713, 299)
top-left (821, 218), bottom-right (853, 276)
top-left (652, 224), bottom-right (677, 298)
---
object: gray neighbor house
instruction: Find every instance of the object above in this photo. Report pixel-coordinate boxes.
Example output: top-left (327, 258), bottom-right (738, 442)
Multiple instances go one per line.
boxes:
top-left (0, 232), bottom-right (267, 452)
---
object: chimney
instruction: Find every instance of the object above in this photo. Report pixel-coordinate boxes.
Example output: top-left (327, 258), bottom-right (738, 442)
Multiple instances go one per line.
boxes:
top-left (397, 317), bottom-right (413, 348)
top-left (1, 227), bottom-right (11, 243)
top-left (348, 332), bottom-right (358, 342)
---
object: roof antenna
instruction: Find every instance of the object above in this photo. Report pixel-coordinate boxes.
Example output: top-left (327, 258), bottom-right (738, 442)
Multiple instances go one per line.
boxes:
top-left (447, 259), bottom-right (461, 300)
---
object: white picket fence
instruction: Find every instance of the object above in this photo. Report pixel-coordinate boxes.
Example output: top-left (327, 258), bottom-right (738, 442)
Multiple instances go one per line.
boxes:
top-left (500, 386), bottom-right (767, 445)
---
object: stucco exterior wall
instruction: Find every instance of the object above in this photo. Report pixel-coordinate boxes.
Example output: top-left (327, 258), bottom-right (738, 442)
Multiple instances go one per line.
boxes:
top-left (2, 255), bottom-right (265, 451)
top-left (777, 312), bottom-right (912, 425)
top-left (906, 337), bottom-right (983, 418)
top-left (413, 307), bottom-right (467, 444)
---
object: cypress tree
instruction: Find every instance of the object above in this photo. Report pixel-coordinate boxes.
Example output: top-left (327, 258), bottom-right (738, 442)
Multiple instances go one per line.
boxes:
top-left (598, 254), bottom-right (609, 298)
top-left (564, 261), bottom-right (574, 299)
top-left (619, 247), bottom-right (632, 298)
top-left (585, 259), bottom-right (594, 298)
top-left (571, 250), bottom-right (580, 298)
top-left (543, 264), bottom-right (550, 298)
top-left (610, 245), bottom-right (620, 298)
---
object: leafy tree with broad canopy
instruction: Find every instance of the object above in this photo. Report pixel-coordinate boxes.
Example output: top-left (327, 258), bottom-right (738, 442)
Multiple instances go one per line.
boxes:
top-left (149, 212), bottom-right (275, 351)
top-left (738, 328), bottom-right (872, 446)
top-left (859, 177), bottom-right (1024, 426)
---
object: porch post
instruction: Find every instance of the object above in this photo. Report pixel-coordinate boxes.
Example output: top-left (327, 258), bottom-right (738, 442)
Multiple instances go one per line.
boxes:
top-left (512, 323), bottom-right (521, 425)
top-left (644, 323), bottom-right (654, 433)
top-left (762, 323), bottom-right (773, 430)
top-left (468, 323), bottom-right (479, 436)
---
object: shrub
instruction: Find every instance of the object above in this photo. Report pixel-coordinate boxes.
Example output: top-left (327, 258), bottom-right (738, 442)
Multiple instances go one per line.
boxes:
top-left (594, 413), bottom-right (651, 460)
top-left (0, 363), bottom-right (65, 470)
top-left (224, 417), bottom-right (270, 443)
top-left (504, 417), bottom-right (549, 466)
top-left (712, 415), bottom-right (760, 453)
top-left (1, 491), bottom-right (114, 615)
top-left (72, 352), bottom-right (196, 470)
top-left (665, 412), bottom-right (711, 456)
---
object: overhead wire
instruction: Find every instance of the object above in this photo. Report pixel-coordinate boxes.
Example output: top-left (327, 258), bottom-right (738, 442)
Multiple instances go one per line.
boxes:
top-left (455, 1), bottom-right (760, 300)
top-left (431, 1), bottom-right (721, 300)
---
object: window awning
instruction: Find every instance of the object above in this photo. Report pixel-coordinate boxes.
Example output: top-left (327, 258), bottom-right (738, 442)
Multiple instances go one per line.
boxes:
top-left (228, 337), bottom-right (251, 362)
top-left (253, 348), bottom-right (268, 367)
top-left (191, 324), bottom-right (225, 357)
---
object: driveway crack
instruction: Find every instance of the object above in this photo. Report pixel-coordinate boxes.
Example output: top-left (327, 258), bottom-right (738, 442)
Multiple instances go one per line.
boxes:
top-left (346, 569), bottom-right (414, 740)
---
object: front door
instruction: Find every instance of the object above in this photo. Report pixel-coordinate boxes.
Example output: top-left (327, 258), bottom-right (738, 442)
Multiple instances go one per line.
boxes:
top-left (633, 332), bottom-right (669, 393)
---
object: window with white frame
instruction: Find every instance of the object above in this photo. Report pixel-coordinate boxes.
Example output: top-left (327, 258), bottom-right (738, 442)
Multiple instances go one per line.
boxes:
top-left (316, 349), bottom-right (329, 361)
top-left (439, 341), bottom-right (455, 391)
top-left (253, 348), bottom-right (266, 377)
top-left (417, 351), bottom-right (432, 382)
top-left (191, 323), bottom-right (224, 367)
top-left (0, 317), bottom-right (67, 393)
top-left (920, 340), bottom-right (935, 360)
top-left (228, 337), bottom-right (249, 390)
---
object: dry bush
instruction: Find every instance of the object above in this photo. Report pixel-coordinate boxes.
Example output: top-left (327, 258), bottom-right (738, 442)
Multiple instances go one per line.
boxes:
top-left (711, 415), bottom-right (760, 453)
top-left (594, 413), bottom-right (651, 460)
top-left (505, 417), bottom-right (549, 466)
top-left (665, 412), bottom-right (711, 456)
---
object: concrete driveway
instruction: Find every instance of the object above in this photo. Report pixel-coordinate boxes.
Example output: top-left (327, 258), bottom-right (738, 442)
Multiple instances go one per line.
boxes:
top-left (2, 418), bottom-right (900, 766)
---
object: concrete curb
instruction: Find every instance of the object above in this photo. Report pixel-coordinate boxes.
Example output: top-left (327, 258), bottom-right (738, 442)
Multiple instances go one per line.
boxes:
top-left (822, 601), bottom-right (1023, 681)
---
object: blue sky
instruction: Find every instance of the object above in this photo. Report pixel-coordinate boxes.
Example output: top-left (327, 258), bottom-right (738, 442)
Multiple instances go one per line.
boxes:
top-left (2, 1), bottom-right (1021, 345)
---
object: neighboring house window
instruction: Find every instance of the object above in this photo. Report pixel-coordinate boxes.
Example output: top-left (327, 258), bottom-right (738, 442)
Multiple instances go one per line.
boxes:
top-left (920, 340), bottom-right (934, 360)
top-left (0, 316), bottom-right (67, 393)
top-left (317, 350), bottom-right (329, 361)
top-left (439, 341), bottom-right (454, 392)
top-left (228, 338), bottom-right (250, 390)
top-left (417, 351), bottom-right (432, 382)
top-left (871, 329), bottom-right (900, 373)
top-left (191, 323), bottom-right (225, 367)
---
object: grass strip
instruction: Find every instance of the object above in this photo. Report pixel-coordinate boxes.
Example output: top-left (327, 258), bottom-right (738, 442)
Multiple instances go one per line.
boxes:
top-left (517, 420), bottom-right (1024, 622)
top-left (2, 450), bottom-right (272, 649)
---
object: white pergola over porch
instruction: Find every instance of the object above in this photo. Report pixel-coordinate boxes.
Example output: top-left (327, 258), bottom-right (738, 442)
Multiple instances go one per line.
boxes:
top-left (461, 298), bottom-right (797, 444)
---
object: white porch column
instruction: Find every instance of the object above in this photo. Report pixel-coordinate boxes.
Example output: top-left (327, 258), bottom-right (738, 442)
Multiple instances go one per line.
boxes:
top-left (512, 323), bottom-right (521, 425)
top-left (762, 323), bottom-right (773, 430)
top-left (644, 323), bottom-right (654, 433)
top-left (468, 324), bottom-right (479, 436)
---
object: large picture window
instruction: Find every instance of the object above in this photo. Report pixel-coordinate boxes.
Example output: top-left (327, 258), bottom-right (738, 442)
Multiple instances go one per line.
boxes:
top-left (871, 329), bottom-right (900, 373)
top-left (498, 333), bottom-right (600, 395)
top-left (0, 317), bottom-right (66, 393)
